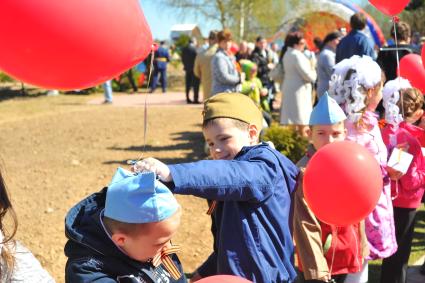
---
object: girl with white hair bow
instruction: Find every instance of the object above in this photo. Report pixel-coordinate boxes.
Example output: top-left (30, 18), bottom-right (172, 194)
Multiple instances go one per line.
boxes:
top-left (328, 55), bottom-right (397, 283)
top-left (380, 78), bottom-right (425, 283)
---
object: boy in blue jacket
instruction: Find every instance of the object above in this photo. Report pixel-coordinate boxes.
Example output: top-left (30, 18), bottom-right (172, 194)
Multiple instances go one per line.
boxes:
top-left (64, 168), bottom-right (186, 283)
top-left (133, 93), bottom-right (299, 283)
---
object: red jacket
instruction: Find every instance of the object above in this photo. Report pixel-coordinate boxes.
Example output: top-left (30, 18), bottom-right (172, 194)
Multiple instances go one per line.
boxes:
top-left (382, 122), bottom-right (425, 208)
top-left (294, 148), bottom-right (367, 280)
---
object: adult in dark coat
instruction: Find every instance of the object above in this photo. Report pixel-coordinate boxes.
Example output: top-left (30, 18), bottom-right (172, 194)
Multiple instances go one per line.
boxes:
top-left (376, 21), bottom-right (419, 116)
top-left (250, 36), bottom-right (275, 109)
top-left (335, 12), bottom-right (375, 63)
top-left (377, 21), bottom-right (418, 82)
top-left (181, 38), bottom-right (201, 103)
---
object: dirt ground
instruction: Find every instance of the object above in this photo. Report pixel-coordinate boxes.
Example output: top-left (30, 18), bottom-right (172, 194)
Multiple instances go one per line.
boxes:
top-left (0, 91), bottom-right (212, 282)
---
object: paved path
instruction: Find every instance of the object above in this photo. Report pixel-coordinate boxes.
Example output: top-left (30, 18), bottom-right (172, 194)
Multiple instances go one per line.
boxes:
top-left (87, 91), bottom-right (203, 107)
top-left (407, 255), bottom-right (425, 283)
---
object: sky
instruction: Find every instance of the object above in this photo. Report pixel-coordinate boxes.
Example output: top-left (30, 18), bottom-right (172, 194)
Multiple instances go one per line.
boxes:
top-left (139, 0), bottom-right (221, 41)
top-left (139, 0), bottom-right (367, 41)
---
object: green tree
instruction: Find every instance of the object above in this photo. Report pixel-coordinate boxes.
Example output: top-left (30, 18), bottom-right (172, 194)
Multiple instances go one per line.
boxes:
top-left (402, 0), bottom-right (425, 36)
top-left (160, 0), bottom-right (286, 40)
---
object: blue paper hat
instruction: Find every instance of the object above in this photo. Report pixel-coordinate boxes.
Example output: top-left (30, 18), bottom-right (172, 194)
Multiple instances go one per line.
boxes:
top-left (105, 168), bottom-right (179, 224)
top-left (309, 92), bottom-right (347, 125)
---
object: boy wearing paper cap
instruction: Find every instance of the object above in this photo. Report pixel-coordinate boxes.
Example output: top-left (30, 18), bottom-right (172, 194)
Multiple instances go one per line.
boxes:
top-left (293, 93), bottom-right (369, 283)
top-left (64, 169), bottom-right (186, 283)
top-left (133, 92), bottom-right (299, 283)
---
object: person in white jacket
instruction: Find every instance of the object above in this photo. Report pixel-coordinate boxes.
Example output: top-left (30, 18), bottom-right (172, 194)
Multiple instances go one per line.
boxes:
top-left (279, 31), bottom-right (317, 137)
top-left (0, 166), bottom-right (55, 283)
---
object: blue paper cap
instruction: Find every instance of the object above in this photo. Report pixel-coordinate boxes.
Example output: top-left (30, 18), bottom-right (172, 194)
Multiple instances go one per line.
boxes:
top-left (105, 167), bottom-right (179, 224)
top-left (309, 92), bottom-right (347, 125)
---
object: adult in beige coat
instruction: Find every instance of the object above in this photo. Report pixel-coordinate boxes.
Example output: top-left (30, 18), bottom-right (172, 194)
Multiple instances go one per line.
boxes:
top-left (279, 32), bottom-right (317, 136)
top-left (194, 31), bottom-right (218, 101)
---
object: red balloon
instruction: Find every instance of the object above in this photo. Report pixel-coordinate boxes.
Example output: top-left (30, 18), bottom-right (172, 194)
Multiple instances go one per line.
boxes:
top-left (422, 45), bottom-right (425, 70)
top-left (196, 275), bottom-right (252, 283)
top-left (0, 0), bottom-right (152, 90)
top-left (303, 141), bottom-right (382, 226)
top-left (399, 54), bottom-right (425, 94)
top-left (369, 0), bottom-right (410, 16)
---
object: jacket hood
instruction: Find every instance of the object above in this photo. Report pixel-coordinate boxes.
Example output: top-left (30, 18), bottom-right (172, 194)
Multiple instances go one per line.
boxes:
top-left (64, 188), bottom-right (138, 264)
top-left (240, 59), bottom-right (257, 78)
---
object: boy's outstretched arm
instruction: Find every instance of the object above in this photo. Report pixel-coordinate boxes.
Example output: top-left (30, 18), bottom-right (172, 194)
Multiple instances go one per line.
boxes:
top-left (133, 154), bottom-right (289, 202)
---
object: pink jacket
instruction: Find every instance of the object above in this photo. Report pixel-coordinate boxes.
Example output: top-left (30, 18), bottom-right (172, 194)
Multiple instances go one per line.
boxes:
top-left (345, 111), bottom-right (397, 260)
top-left (381, 122), bottom-right (425, 209)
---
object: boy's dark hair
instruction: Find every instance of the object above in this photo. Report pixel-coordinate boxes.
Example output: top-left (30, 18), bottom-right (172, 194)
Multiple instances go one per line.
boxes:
top-left (103, 216), bottom-right (147, 237)
top-left (390, 21), bottom-right (411, 42)
top-left (350, 12), bottom-right (367, 30)
top-left (202, 117), bottom-right (249, 131)
top-left (397, 88), bottom-right (424, 118)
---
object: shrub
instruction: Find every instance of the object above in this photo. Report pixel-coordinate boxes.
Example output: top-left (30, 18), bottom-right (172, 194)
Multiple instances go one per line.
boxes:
top-left (0, 72), bottom-right (14, 83)
top-left (174, 34), bottom-right (190, 56)
top-left (262, 124), bottom-right (309, 163)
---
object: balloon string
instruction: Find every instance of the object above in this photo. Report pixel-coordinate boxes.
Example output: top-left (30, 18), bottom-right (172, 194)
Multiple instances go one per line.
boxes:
top-left (393, 17), bottom-right (405, 119)
top-left (138, 47), bottom-right (155, 161)
top-left (329, 227), bottom-right (338, 277)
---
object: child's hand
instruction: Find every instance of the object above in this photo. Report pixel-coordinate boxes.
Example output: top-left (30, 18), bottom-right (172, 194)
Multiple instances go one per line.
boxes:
top-left (132, 158), bottom-right (172, 182)
top-left (396, 142), bottom-right (409, 152)
top-left (386, 166), bottom-right (403, 181)
top-left (260, 88), bottom-right (268, 97)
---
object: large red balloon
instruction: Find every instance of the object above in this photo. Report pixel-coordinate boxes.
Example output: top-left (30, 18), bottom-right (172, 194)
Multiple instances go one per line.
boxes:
top-left (422, 45), bottom-right (425, 71)
top-left (303, 141), bottom-right (382, 226)
top-left (399, 54), bottom-right (425, 94)
top-left (369, 0), bottom-right (410, 16)
top-left (196, 275), bottom-right (252, 283)
top-left (0, 0), bottom-right (153, 90)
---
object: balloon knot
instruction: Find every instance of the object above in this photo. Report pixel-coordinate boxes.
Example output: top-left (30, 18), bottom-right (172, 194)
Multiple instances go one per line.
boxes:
top-left (392, 16), bottom-right (400, 23)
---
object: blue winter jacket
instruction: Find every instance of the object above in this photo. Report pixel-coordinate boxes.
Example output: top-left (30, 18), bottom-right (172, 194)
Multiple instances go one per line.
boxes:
top-left (168, 143), bottom-right (299, 283)
top-left (64, 188), bottom-right (186, 283)
top-left (335, 29), bottom-right (375, 63)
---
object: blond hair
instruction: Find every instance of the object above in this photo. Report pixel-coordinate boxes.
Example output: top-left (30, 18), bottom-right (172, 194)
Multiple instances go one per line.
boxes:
top-left (103, 216), bottom-right (148, 237)
top-left (397, 88), bottom-right (424, 118)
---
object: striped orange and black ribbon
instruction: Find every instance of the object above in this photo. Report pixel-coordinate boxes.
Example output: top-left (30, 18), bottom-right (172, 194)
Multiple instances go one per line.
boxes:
top-left (152, 244), bottom-right (182, 280)
top-left (206, 200), bottom-right (217, 215)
